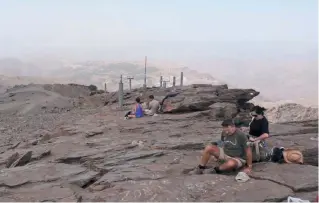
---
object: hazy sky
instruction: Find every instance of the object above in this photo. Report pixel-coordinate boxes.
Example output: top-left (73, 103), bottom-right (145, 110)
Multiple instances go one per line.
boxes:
top-left (0, 0), bottom-right (317, 58)
top-left (0, 0), bottom-right (318, 103)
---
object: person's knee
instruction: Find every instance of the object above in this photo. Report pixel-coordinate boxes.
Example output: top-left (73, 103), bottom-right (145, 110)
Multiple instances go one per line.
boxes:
top-left (204, 145), bottom-right (218, 154)
top-left (225, 159), bottom-right (238, 168)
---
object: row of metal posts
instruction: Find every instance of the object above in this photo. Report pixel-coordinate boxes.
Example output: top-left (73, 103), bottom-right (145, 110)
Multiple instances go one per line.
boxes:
top-left (159, 72), bottom-right (183, 88)
top-left (118, 70), bottom-right (184, 109)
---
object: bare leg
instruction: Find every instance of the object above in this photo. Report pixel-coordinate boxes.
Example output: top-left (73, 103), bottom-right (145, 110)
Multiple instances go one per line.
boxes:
top-left (218, 159), bottom-right (238, 171)
top-left (200, 145), bottom-right (220, 166)
top-left (200, 145), bottom-right (239, 173)
top-left (128, 115), bottom-right (136, 118)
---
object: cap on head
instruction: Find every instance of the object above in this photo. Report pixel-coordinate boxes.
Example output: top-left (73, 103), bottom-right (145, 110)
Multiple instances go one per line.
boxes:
top-left (221, 119), bottom-right (235, 127)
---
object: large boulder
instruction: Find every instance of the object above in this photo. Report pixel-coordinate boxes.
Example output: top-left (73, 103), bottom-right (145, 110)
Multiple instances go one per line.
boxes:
top-left (102, 84), bottom-right (259, 120)
top-left (161, 85), bottom-right (259, 113)
top-left (208, 102), bottom-right (238, 119)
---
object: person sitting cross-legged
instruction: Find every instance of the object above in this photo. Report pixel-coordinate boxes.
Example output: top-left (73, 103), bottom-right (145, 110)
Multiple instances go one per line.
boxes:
top-left (192, 119), bottom-right (253, 174)
top-left (124, 97), bottom-right (144, 119)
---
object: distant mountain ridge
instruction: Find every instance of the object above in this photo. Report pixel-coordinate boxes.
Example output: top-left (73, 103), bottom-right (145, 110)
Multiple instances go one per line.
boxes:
top-left (0, 58), bottom-right (223, 92)
top-left (0, 57), bottom-right (317, 107)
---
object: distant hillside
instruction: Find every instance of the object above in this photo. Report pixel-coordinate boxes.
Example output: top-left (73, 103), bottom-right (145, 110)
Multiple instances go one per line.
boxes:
top-left (48, 61), bottom-right (224, 91)
top-left (0, 58), bottom-right (43, 76)
top-left (0, 75), bottom-right (67, 93)
top-left (0, 58), bottom-right (223, 92)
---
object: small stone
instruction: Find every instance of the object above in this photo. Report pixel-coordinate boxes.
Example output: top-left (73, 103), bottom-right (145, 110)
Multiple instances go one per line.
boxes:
top-left (10, 151), bottom-right (32, 167)
top-left (8, 142), bottom-right (21, 150)
top-left (89, 185), bottom-right (107, 192)
top-left (31, 140), bottom-right (38, 145)
top-left (6, 152), bottom-right (19, 168)
top-left (38, 150), bottom-right (51, 159)
top-left (85, 129), bottom-right (103, 138)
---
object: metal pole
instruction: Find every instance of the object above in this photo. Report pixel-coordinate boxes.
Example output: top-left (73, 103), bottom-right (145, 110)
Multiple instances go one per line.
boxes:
top-left (172, 76), bottom-right (176, 87)
top-left (127, 76), bottom-right (134, 91)
top-left (143, 56), bottom-right (147, 89)
top-left (163, 81), bottom-right (167, 88)
top-left (160, 76), bottom-right (163, 87)
top-left (180, 72), bottom-right (184, 86)
top-left (119, 75), bottom-right (124, 109)
top-left (104, 83), bottom-right (107, 92)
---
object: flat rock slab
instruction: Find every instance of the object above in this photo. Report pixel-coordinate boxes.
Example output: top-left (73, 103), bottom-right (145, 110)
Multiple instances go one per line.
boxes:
top-left (267, 133), bottom-right (318, 150)
top-left (1, 183), bottom-right (78, 202)
top-left (55, 148), bottom-right (107, 163)
top-left (92, 174), bottom-right (292, 202)
top-left (0, 148), bottom-right (51, 168)
top-left (103, 150), bottom-right (165, 167)
top-left (0, 163), bottom-right (86, 187)
top-left (68, 171), bottom-right (100, 188)
top-left (270, 123), bottom-right (318, 136)
top-left (252, 162), bottom-right (318, 192)
top-left (94, 166), bottom-right (165, 187)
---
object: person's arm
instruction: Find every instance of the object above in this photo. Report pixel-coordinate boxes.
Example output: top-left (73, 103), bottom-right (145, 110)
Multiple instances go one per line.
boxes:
top-left (240, 133), bottom-right (253, 173)
top-left (212, 132), bottom-right (224, 146)
top-left (132, 104), bottom-right (137, 113)
top-left (251, 119), bottom-right (269, 142)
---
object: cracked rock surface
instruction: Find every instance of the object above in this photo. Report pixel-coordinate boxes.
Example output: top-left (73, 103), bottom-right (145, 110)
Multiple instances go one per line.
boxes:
top-left (0, 84), bottom-right (317, 202)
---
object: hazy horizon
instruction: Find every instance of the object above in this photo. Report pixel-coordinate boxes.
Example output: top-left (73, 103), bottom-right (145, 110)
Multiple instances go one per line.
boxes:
top-left (0, 0), bottom-right (317, 105)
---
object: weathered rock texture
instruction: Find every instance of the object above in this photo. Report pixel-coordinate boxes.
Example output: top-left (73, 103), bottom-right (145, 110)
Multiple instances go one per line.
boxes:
top-left (0, 84), bottom-right (317, 202)
top-left (266, 103), bottom-right (318, 123)
top-left (104, 84), bottom-right (259, 123)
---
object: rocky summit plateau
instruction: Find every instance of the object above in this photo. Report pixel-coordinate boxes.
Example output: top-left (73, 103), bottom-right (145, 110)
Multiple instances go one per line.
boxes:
top-left (0, 83), bottom-right (318, 202)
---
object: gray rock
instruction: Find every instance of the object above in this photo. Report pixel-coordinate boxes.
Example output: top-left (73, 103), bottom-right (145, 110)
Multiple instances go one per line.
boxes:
top-left (8, 142), bottom-right (21, 150)
top-left (103, 150), bottom-right (165, 167)
top-left (267, 133), bottom-right (318, 166)
top-left (251, 163), bottom-right (318, 192)
top-left (0, 183), bottom-right (78, 202)
top-left (31, 140), bottom-right (38, 145)
top-left (208, 102), bottom-right (238, 119)
top-left (69, 171), bottom-right (100, 188)
top-left (56, 148), bottom-right (105, 164)
top-left (85, 127), bottom-right (104, 138)
top-left (94, 166), bottom-right (165, 187)
top-left (10, 151), bottom-right (32, 168)
top-left (104, 84), bottom-right (258, 114)
top-left (0, 163), bottom-right (87, 187)
top-left (31, 149), bottom-right (51, 161)
top-left (90, 175), bottom-right (293, 202)
top-left (6, 152), bottom-right (19, 168)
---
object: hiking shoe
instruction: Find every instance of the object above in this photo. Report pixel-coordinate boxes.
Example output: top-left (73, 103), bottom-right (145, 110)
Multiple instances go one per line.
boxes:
top-left (190, 167), bottom-right (204, 175)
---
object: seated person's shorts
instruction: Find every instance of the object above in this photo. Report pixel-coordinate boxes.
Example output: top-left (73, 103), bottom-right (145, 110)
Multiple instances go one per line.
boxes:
top-left (218, 147), bottom-right (246, 169)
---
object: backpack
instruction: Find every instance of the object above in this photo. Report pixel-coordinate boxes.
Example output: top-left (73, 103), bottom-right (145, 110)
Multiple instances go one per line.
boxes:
top-left (247, 140), bottom-right (271, 162)
top-left (271, 147), bottom-right (304, 164)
